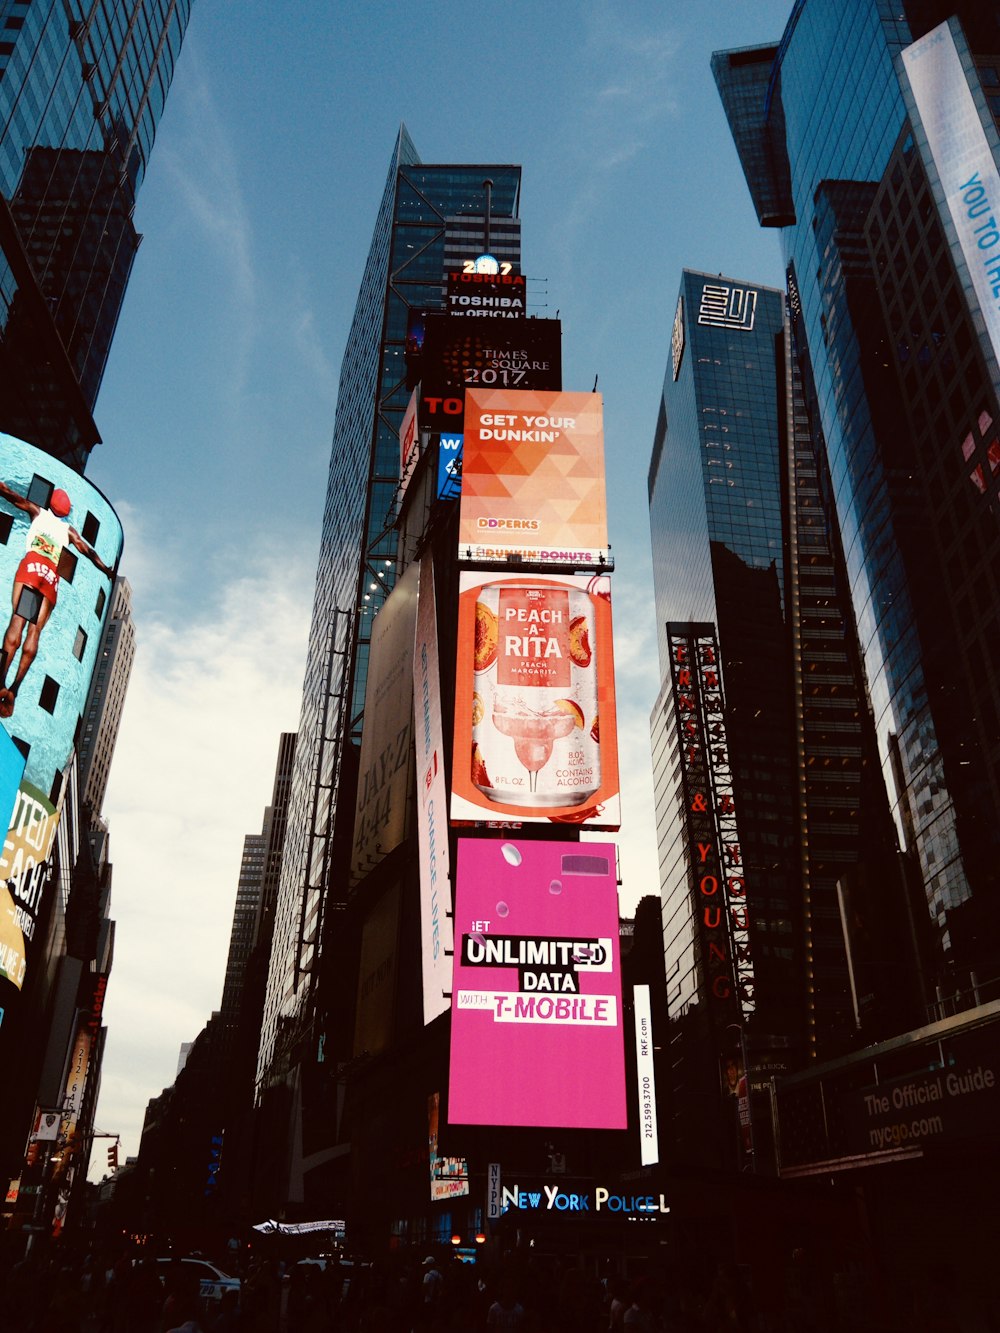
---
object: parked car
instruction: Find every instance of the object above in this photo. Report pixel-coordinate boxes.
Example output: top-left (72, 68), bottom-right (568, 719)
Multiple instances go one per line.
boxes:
top-left (154, 1256), bottom-right (241, 1307)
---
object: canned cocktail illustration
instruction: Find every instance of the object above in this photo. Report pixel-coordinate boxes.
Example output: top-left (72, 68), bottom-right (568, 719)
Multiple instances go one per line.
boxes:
top-left (470, 582), bottom-right (601, 807)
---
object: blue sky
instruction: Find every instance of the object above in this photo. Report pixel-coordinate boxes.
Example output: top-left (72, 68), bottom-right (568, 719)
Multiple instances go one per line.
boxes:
top-left (86, 0), bottom-right (794, 1168)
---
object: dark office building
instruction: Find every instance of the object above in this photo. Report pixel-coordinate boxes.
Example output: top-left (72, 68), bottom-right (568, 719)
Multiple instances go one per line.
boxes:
top-left (79, 576), bottom-right (135, 816)
top-left (0, 0), bottom-right (192, 466)
top-left (714, 0), bottom-right (1000, 1026)
top-left (648, 270), bottom-right (911, 1171)
top-left (712, 0), bottom-right (1000, 1304)
top-left (0, 0), bottom-right (191, 1233)
top-left (256, 128), bottom-right (523, 1217)
top-left (222, 730), bottom-right (296, 1121)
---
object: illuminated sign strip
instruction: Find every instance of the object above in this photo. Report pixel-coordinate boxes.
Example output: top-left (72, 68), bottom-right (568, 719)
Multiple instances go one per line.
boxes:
top-left (668, 627), bottom-right (755, 1023)
top-left (499, 1182), bottom-right (670, 1217)
top-left (671, 294), bottom-right (685, 381)
top-left (633, 984), bottom-right (659, 1166)
top-left (697, 284), bottom-right (757, 330)
top-left (413, 554), bottom-right (454, 1024)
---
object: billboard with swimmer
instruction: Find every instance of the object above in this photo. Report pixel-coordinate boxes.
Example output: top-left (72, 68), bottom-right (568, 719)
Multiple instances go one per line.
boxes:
top-left (0, 433), bottom-right (121, 993)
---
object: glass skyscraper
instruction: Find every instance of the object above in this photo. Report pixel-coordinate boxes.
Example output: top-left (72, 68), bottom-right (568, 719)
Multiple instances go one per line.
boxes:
top-left (715, 0), bottom-right (1000, 1016)
top-left (257, 130), bottom-right (522, 1176)
top-left (649, 273), bottom-right (797, 1168)
top-left (0, 0), bottom-right (192, 466)
top-left (649, 270), bottom-right (910, 1169)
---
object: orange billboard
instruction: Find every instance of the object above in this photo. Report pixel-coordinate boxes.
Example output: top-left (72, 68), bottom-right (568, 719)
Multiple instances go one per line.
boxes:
top-left (459, 389), bottom-right (608, 565)
top-left (450, 572), bottom-right (620, 829)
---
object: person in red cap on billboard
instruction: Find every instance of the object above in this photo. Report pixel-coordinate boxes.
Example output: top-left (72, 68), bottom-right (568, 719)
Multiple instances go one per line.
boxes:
top-left (0, 480), bottom-right (113, 718)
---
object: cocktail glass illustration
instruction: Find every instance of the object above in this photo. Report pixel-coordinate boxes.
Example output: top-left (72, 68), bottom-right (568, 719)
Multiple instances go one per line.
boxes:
top-left (493, 701), bottom-right (576, 792)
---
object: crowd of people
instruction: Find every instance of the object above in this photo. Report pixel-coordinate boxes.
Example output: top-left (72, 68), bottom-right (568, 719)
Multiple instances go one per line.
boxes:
top-left (0, 1238), bottom-right (977, 1332)
top-left (0, 1242), bottom-right (766, 1333)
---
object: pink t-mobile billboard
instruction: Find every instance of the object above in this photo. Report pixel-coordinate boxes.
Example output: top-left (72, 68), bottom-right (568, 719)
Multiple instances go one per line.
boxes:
top-left (448, 837), bottom-right (626, 1129)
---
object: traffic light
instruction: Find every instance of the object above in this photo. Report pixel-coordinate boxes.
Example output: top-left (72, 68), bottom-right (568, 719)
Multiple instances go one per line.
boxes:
top-left (107, 1142), bottom-right (118, 1171)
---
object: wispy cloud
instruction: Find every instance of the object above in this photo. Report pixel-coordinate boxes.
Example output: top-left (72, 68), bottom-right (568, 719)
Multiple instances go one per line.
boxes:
top-left (290, 290), bottom-right (339, 414)
top-left (579, 4), bottom-right (680, 168)
top-left (93, 545), bottom-right (310, 1162)
top-left (155, 44), bottom-right (257, 403)
top-left (547, 3), bottom-right (682, 297)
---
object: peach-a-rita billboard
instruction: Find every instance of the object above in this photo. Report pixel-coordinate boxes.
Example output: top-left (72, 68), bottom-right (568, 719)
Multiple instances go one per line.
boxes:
top-left (448, 837), bottom-right (626, 1129)
top-left (451, 572), bottom-right (620, 829)
top-left (459, 389), bottom-right (608, 565)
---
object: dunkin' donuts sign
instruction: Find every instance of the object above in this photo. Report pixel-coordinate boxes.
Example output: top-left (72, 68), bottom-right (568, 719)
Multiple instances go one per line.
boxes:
top-left (459, 388), bottom-right (608, 565)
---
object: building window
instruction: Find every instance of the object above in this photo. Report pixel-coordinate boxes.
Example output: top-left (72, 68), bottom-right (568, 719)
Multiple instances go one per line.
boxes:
top-left (73, 627), bottom-right (88, 661)
top-left (95, 586), bottom-right (106, 618)
top-left (38, 676), bottom-right (59, 714)
top-left (81, 512), bottom-right (100, 544)
top-left (27, 475), bottom-right (54, 508)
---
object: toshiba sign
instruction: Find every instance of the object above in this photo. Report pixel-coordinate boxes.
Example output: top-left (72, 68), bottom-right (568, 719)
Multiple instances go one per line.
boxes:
top-left (446, 270), bottom-right (526, 319)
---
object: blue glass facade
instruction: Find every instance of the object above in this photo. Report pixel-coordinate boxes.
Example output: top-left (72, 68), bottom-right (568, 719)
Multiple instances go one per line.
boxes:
top-left (258, 131), bottom-right (522, 1089)
top-left (649, 268), bottom-right (913, 1167)
top-left (716, 0), bottom-right (1000, 1009)
top-left (0, 0), bottom-right (191, 465)
top-left (649, 274), bottom-right (799, 1167)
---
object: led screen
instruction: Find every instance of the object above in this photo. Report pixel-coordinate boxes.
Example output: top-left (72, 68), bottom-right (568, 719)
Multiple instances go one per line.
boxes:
top-left (436, 434), bottom-right (462, 501)
top-left (459, 389), bottom-right (607, 565)
top-left (353, 883), bottom-right (400, 1058)
top-left (448, 837), bottom-right (626, 1129)
top-left (399, 387), bottom-right (419, 488)
top-left (0, 435), bottom-right (121, 793)
top-left (428, 1092), bottom-right (469, 1200)
top-left (0, 435), bottom-right (121, 992)
top-left (451, 572), bottom-right (620, 829)
top-left (422, 312), bottom-right (560, 392)
top-left (445, 270), bottom-right (527, 319)
top-left (413, 552), bottom-right (453, 1024)
top-left (349, 562), bottom-right (419, 884)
